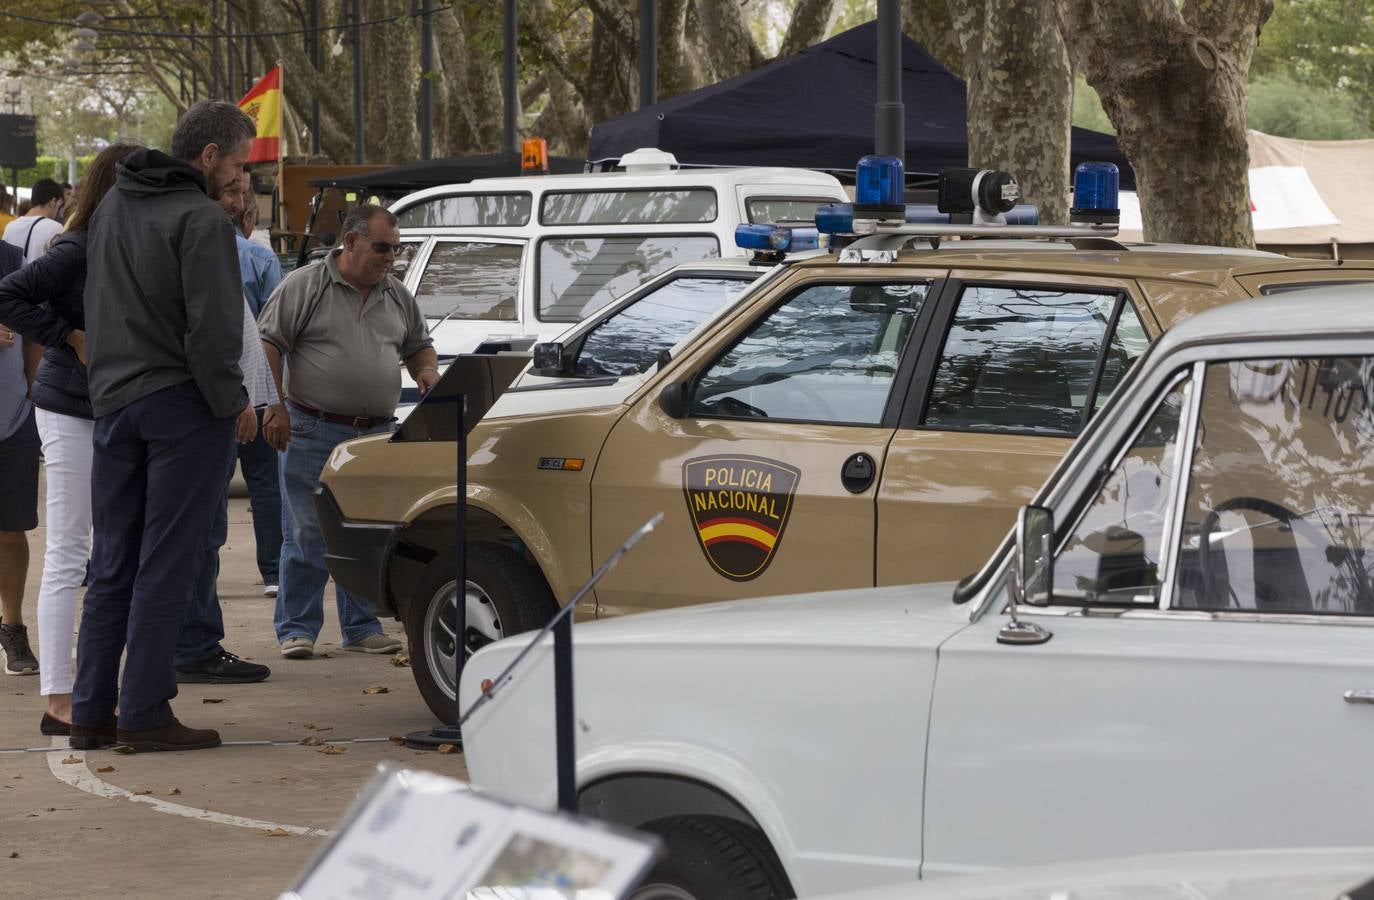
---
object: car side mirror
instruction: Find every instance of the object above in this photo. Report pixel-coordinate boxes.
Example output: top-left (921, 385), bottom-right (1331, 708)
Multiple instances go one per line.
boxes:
top-left (658, 380), bottom-right (690, 419)
top-left (998, 505), bottom-right (1054, 645)
top-left (531, 342), bottom-right (567, 376)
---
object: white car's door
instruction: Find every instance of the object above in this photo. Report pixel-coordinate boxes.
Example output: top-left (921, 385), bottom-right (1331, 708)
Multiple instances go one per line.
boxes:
top-left (924, 354), bottom-right (1374, 875)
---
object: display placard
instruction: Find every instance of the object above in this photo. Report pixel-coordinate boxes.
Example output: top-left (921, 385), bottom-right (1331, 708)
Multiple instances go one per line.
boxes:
top-left (282, 768), bottom-right (658, 899)
top-left (0, 115), bottom-right (37, 170)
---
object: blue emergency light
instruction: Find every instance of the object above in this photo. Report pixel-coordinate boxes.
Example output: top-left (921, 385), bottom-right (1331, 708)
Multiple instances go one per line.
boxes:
top-left (854, 155), bottom-right (905, 219)
top-left (1071, 162), bottom-right (1120, 224)
top-left (815, 203), bottom-right (855, 235)
top-left (734, 223), bottom-right (819, 254)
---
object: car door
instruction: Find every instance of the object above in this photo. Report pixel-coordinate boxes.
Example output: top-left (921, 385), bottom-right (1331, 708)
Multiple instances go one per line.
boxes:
top-left (923, 353), bottom-right (1374, 875)
top-left (589, 272), bottom-right (941, 617)
top-left (876, 274), bottom-right (1152, 586)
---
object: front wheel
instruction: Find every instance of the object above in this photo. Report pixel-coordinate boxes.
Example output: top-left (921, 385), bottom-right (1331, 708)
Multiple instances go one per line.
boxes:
top-left (405, 542), bottom-right (557, 722)
top-left (628, 816), bottom-right (793, 900)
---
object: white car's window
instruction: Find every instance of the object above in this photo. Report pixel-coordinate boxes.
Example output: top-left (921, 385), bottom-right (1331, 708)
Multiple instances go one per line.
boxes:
top-left (538, 235), bottom-right (720, 323)
top-left (415, 241), bottom-right (522, 321)
top-left (1054, 378), bottom-right (1191, 605)
top-left (574, 275), bottom-right (757, 377)
top-left (540, 189), bottom-right (717, 225)
top-left (1173, 357), bottom-right (1374, 616)
top-left (394, 193), bottom-right (532, 228)
top-left (390, 240), bottom-right (423, 279)
top-left (746, 197), bottom-right (834, 225)
top-left (924, 286), bottom-right (1127, 435)
top-left (691, 282), bottom-right (930, 425)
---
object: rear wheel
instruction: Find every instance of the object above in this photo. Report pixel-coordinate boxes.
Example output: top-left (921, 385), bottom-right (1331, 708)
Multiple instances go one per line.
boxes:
top-left (405, 542), bottom-right (557, 722)
top-left (628, 816), bottom-right (792, 900)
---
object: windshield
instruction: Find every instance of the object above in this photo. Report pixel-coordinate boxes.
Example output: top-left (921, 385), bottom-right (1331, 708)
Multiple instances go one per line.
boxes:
top-left (573, 275), bottom-right (758, 377)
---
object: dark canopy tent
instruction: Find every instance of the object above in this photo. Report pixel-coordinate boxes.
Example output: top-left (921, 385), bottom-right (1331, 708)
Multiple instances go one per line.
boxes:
top-left (589, 21), bottom-right (1133, 188)
top-left (308, 152), bottom-right (585, 193)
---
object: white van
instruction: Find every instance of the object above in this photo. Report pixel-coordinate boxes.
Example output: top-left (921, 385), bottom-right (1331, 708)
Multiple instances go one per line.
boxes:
top-left (386, 150), bottom-right (847, 381)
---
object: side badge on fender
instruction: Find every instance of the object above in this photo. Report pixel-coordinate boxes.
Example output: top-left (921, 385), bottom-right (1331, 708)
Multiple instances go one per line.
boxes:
top-left (682, 455), bottom-right (801, 582)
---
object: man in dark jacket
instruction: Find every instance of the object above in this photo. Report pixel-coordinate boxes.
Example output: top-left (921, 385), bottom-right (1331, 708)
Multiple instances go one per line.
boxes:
top-left (72, 101), bottom-right (255, 753)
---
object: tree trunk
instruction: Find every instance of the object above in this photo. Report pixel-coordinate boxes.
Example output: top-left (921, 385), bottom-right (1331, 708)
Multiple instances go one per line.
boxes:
top-left (695, 0), bottom-right (766, 80)
top-left (362, 0), bottom-right (420, 163)
top-left (904, 0), bottom-right (963, 77)
top-left (779, 0), bottom-right (839, 59)
top-left (951, 0), bottom-right (1072, 224)
top-left (657, 0), bottom-right (703, 99)
top-left (1066, 0), bottom-right (1273, 247)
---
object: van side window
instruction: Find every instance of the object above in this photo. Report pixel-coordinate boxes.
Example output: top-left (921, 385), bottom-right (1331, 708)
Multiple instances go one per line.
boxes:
top-left (538, 235), bottom-right (720, 322)
top-left (923, 285), bottom-right (1125, 435)
top-left (541, 190), bottom-right (718, 225)
top-left (415, 241), bottom-right (522, 321)
top-left (395, 193), bottom-right (532, 228)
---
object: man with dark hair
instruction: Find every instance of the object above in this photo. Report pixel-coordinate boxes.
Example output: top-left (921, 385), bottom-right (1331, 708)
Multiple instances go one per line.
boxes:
top-left (72, 100), bottom-right (256, 753)
top-left (259, 204), bottom-right (436, 660)
top-left (3, 179), bottom-right (64, 263)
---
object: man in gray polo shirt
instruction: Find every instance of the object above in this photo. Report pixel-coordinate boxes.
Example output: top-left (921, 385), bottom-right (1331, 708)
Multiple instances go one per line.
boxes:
top-left (259, 204), bottom-right (437, 659)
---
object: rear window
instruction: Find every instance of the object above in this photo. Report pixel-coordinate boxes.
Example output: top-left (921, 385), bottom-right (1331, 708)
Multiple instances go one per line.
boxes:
top-left (540, 189), bottom-right (717, 225)
top-left (538, 235), bottom-right (720, 322)
top-left (415, 241), bottom-right (522, 321)
top-left (1260, 280), bottom-right (1374, 295)
top-left (746, 197), bottom-right (836, 225)
top-left (395, 192), bottom-right (531, 228)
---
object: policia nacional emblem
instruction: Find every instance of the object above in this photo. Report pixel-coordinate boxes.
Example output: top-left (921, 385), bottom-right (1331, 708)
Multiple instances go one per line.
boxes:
top-left (682, 455), bottom-right (801, 582)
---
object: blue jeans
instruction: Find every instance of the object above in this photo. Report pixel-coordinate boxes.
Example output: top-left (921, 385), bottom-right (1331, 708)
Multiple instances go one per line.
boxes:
top-left (273, 404), bottom-right (393, 646)
top-left (238, 407), bottom-right (281, 585)
top-left (173, 444), bottom-right (235, 666)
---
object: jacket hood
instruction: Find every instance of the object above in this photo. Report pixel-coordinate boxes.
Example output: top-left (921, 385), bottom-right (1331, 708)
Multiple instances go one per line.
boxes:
top-left (116, 148), bottom-right (208, 197)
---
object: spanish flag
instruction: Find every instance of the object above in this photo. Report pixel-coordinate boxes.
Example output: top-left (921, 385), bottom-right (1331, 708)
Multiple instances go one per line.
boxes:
top-left (238, 65), bottom-right (282, 163)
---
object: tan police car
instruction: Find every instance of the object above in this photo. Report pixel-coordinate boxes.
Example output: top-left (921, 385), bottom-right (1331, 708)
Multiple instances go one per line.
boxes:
top-left (317, 164), bottom-right (1374, 719)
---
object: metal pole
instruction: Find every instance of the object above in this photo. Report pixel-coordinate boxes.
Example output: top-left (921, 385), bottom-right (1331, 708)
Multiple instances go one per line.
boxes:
top-left (227, 5), bottom-right (237, 98)
top-left (503, 0), bottom-right (517, 155)
top-left (419, 0), bottom-right (433, 160)
top-left (310, 0), bottom-right (321, 156)
top-left (639, 0), bottom-right (656, 108)
top-left (554, 614), bottom-right (576, 813)
top-left (875, 0), bottom-right (904, 162)
top-left (352, 0), bottom-right (365, 164)
top-left (210, 0), bottom-right (221, 97)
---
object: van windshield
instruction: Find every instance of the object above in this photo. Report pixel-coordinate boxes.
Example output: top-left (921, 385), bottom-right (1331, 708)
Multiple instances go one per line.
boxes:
top-left (538, 235), bottom-right (720, 322)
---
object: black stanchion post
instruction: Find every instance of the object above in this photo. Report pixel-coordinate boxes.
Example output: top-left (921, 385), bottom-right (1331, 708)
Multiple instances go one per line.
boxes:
top-left (553, 614), bottom-right (576, 813)
top-left (406, 393), bottom-right (467, 750)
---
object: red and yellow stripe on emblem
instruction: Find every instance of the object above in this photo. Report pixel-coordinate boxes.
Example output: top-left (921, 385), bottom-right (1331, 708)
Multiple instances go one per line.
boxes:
top-left (698, 517), bottom-right (778, 553)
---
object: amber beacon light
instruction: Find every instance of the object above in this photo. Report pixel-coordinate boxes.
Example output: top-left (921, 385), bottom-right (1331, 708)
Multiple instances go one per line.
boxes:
top-left (522, 138), bottom-right (550, 174)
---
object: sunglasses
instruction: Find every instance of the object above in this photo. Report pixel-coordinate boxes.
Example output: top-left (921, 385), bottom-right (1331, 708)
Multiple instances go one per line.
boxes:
top-left (368, 241), bottom-right (404, 255)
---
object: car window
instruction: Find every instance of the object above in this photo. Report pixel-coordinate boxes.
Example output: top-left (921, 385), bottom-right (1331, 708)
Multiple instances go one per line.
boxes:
top-left (574, 276), bottom-right (757, 377)
top-left (394, 193), bottom-right (532, 228)
top-left (390, 240), bottom-right (423, 279)
top-left (415, 241), bottom-right (522, 320)
top-left (541, 189), bottom-right (717, 225)
top-left (923, 285), bottom-right (1125, 435)
top-left (1172, 357), bottom-right (1374, 616)
top-left (1091, 301), bottom-right (1148, 412)
top-left (746, 197), bottom-right (834, 225)
top-left (1260, 280), bottom-right (1374, 295)
top-left (691, 282), bottom-right (930, 425)
top-left (538, 235), bottom-right (720, 323)
top-left (1053, 377), bottom-right (1191, 605)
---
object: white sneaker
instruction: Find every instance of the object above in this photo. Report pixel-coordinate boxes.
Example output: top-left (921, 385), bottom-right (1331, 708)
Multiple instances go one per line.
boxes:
top-left (280, 637), bottom-right (314, 659)
top-left (344, 634), bottom-right (403, 654)
top-left (264, 584), bottom-right (279, 597)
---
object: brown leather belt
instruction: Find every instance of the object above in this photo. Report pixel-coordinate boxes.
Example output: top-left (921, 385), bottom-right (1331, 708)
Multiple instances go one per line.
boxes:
top-left (286, 399), bottom-right (394, 429)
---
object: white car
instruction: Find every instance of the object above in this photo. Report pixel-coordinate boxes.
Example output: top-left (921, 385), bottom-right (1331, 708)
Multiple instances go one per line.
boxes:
top-left (458, 284), bottom-right (1374, 898)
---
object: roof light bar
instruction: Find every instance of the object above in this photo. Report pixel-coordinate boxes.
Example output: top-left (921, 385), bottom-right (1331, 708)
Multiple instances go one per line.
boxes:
top-left (734, 223), bottom-right (819, 254)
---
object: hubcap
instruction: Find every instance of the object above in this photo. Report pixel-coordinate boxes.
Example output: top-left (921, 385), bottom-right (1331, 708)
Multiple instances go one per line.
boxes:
top-left (424, 578), bottom-right (504, 700)
top-left (627, 884), bottom-right (697, 900)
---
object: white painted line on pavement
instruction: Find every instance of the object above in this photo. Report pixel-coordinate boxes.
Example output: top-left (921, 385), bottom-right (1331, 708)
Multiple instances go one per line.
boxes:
top-left (46, 738), bottom-right (337, 837)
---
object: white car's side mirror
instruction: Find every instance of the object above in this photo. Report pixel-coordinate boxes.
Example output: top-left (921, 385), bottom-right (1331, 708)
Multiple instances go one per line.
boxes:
top-left (998, 505), bottom-right (1054, 646)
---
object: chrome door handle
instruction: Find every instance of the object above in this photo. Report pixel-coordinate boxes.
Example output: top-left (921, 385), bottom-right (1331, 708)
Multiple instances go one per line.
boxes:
top-left (1343, 690), bottom-right (1374, 705)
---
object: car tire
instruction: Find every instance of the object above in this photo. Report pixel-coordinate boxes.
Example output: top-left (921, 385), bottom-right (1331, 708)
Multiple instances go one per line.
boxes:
top-left (406, 542), bottom-right (557, 723)
top-left (629, 815), bottom-right (793, 900)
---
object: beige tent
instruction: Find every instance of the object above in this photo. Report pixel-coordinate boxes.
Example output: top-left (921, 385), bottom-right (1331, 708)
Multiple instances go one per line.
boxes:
top-left (1118, 130), bottom-right (1374, 259)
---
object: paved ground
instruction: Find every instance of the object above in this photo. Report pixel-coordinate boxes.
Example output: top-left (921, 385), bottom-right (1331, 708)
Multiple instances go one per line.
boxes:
top-left (2, 471), bottom-right (468, 897)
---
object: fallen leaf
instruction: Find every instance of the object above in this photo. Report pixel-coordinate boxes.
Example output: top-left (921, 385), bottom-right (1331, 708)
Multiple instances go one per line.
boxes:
top-left (297, 736), bottom-right (325, 747)
top-left (61, 755), bottom-right (82, 765)
top-left (388, 735), bottom-right (406, 745)
top-left (8, 852), bottom-right (17, 858)
top-left (202, 698), bottom-right (227, 704)
top-left (263, 827), bottom-right (291, 837)
top-left (436, 743), bottom-right (457, 755)
top-left (391, 655), bottom-right (411, 668)
top-left (316, 652), bottom-right (332, 658)
top-left (112, 745), bottom-right (134, 755)
top-left (11, 775), bottom-right (20, 780)
top-left (95, 766), bottom-right (115, 774)
top-left (169, 788), bottom-right (181, 796)
top-left (302, 721), bottom-right (317, 730)
top-left (317, 744), bottom-right (347, 755)
top-left (222, 722), bottom-right (237, 726)
top-left (363, 685), bottom-right (389, 695)
top-left (133, 789), bottom-right (152, 796)
top-left (45, 807), bottom-right (55, 812)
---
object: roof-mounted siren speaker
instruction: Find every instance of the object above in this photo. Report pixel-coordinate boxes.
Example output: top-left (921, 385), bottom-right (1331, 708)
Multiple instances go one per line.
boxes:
top-left (853, 155), bottom-right (906, 223)
top-left (938, 168), bottom-right (1020, 225)
top-left (618, 148), bottom-right (679, 173)
top-left (1071, 162), bottom-right (1120, 225)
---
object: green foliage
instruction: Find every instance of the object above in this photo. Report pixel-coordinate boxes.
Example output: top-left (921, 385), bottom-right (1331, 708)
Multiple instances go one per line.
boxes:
top-left (1252, 0), bottom-right (1373, 130)
top-left (6, 155), bottom-right (96, 189)
top-left (1072, 75), bottom-right (1114, 134)
top-left (1247, 73), bottom-right (1373, 139)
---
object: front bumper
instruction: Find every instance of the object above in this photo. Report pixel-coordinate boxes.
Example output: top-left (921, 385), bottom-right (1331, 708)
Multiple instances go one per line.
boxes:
top-left (314, 485), bottom-right (404, 618)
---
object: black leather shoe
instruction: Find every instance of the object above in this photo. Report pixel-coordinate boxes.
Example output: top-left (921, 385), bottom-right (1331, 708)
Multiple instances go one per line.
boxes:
top-left (70, 720), bottom-right (118, 750)
top-left (174, 650), bottom-right (271, 684)
top-left (116, 718), bottom-right (220, 753)
top-left (41, 712), bottom-right (71, 736)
